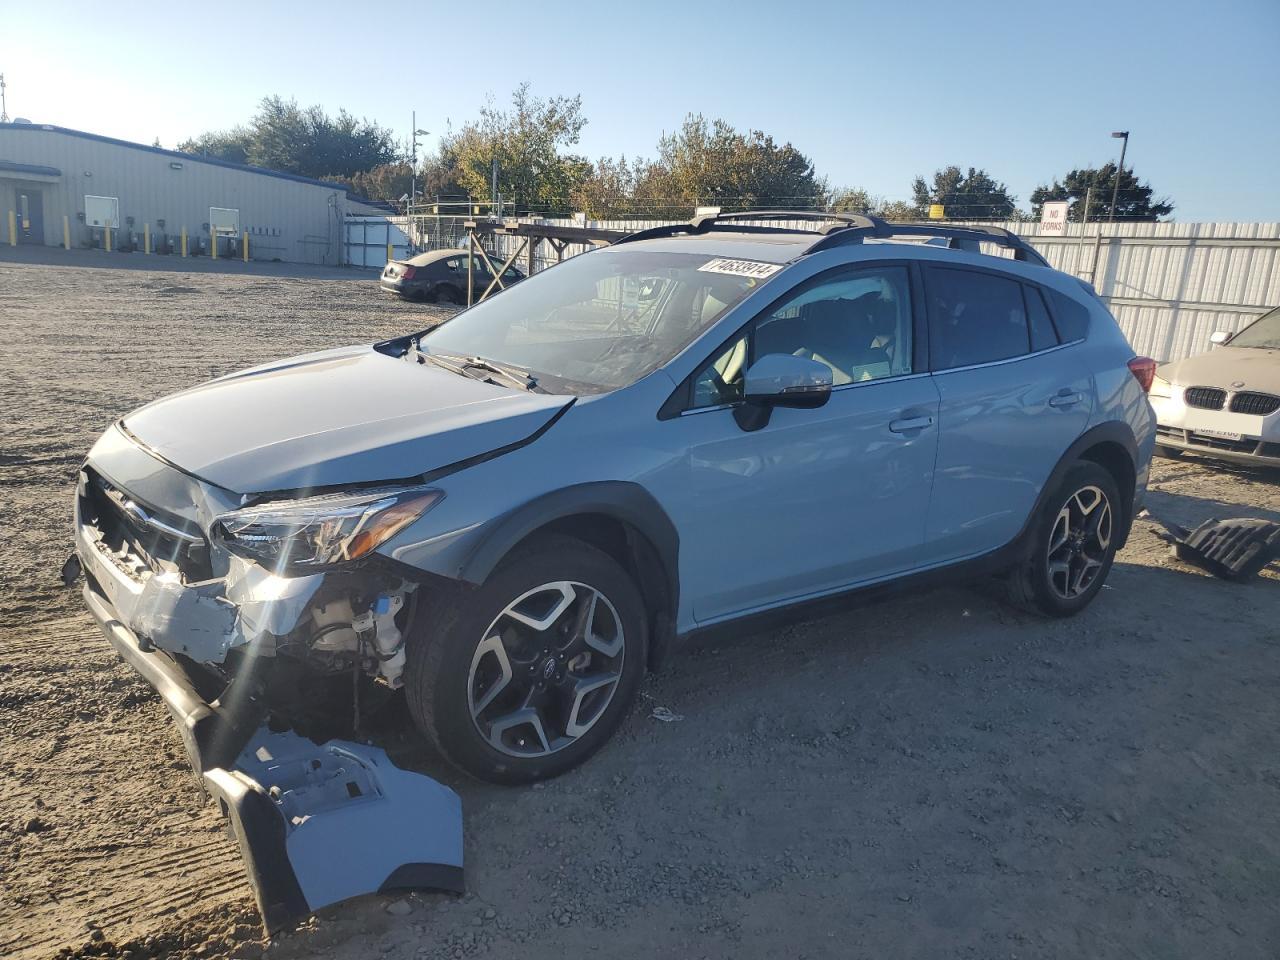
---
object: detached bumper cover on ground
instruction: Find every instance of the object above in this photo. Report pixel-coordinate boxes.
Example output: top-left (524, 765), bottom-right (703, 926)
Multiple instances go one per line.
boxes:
top-left (80, 581), bottom-right (464, 933)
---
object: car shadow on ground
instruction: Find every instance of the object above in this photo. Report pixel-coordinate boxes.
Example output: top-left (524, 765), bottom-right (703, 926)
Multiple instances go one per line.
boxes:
top-left (272, 556), bottom-right (1279, 960)
top-left (1145, 479), bottom-right (1280, 527)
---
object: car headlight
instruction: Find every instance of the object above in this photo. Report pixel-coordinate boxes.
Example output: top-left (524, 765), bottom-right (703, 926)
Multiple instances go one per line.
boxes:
top-left (1149, 374), bottom-right (1173, 399)
top-left (215, 487), bottom-right (443, 572)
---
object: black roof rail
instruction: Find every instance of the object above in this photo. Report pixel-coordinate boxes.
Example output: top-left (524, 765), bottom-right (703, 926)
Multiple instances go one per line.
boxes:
top-left (615, 209), bottom-right (1048, 267)
top-left (614, 210), bottom-right (885, 245)
top-left (807, 221), bottom-right (1049, 266)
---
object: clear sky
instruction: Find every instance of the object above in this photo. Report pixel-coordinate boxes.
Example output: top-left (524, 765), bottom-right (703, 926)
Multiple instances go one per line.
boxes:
top-left (2, 0), bottom-right (1277, 221)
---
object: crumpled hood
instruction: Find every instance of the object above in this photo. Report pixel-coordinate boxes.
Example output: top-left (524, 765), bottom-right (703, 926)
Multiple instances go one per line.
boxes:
top-left (1160, 346), bottom-right (1280, 394)
top-left (121, 345), bottom-right (571, 493)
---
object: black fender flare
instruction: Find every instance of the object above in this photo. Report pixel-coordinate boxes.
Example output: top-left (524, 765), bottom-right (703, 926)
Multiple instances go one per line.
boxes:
top-left (455, 480), bottom-right (681, 616)
top-left (1016, 420), bottom-right (1141, 554)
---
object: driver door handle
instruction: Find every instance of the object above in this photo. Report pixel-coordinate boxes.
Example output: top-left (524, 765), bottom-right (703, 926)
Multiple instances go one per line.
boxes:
top-left (1048, 391), bottom-right (1083, 408)
top-left (889, 415), bottom-right (934, 434)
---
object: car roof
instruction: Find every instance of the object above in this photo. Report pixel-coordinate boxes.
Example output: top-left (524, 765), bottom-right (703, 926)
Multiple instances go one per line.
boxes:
top-left (616, 228), bottom-right (1095, 304)
top-left (617, 231), bottom-right (818, 264)
top-left (405, 248), bottom-right (468, 266)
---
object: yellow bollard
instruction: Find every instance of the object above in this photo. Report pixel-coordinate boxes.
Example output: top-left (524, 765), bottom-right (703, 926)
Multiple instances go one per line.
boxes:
top-left (211, 230), bottom-right (218, 260)
top-left (243, 230), bottom-right (249, 263)
top-left (386, 242), bottom-right (393, 263)
top-left (143, 223), bottom-right (151, 254)
top-left (104, 224), bottom-right (112, 253)
top-left (63, 215), bottom-right (70, 250)
top-left (181, 226), bottom-right (188, 258)
top-left (7, 210), bottom-right (15, 246)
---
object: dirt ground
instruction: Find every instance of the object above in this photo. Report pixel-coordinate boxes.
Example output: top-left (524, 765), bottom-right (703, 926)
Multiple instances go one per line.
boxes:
top-left (2, 251), bottom-right (1278, 960)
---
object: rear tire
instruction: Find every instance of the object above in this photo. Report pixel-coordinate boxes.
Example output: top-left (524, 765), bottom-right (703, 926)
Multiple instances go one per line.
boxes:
top-left (1006, 461), bottom-right (1122, 617)
top-left (404, 535), bottom-right (647, 784)
top-left (436, 283), bottom-right (463, 306)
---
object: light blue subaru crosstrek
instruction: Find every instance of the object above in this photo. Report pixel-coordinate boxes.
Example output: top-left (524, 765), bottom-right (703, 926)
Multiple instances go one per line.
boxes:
top-left (71, 212), bottom-right (1157, 786)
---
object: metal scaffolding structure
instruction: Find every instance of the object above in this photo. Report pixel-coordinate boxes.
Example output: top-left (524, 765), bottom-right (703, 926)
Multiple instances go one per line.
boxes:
top-left (462, 219), bottom-right (629, 305)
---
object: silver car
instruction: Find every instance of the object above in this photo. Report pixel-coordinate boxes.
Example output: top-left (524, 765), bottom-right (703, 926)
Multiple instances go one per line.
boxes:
top-left (1150, 306), bottom-right (1280, 467)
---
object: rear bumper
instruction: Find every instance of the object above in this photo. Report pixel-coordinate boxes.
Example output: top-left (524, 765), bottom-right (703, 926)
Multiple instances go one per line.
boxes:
top-left (380, 277), bottom-right (417, 296)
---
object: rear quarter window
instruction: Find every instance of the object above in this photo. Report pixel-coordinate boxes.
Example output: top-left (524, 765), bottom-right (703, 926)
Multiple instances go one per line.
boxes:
top-left (1024, 285), bottom-right (1060, 352)
top-left (1047, 289), bottom-right (1091, 342)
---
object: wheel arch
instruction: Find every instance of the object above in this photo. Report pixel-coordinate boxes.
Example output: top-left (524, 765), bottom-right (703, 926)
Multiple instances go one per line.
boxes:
top-left (456, 482), bottom-right (680, 671)
top-left (1027, 421), bottom-right (1140, 551)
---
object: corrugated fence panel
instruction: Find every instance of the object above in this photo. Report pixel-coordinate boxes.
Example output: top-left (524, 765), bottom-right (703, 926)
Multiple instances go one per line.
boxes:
top-left (403, 215), bottom-right (1279, 362)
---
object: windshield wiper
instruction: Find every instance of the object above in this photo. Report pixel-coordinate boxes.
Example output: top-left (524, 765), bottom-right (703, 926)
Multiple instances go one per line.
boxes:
top-left (425, 351), bottom-right (545, 393)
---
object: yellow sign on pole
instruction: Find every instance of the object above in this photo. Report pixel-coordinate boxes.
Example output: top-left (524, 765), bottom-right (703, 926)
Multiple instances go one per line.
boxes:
top-left (181, 226), bottom-right (188, 257)
top-left (143, 223), bottom-right (151, 255)
top-left (243, 230), bottom-right (249, 263)
top-left (63, 215), bottom-right (71, 250)
top-left (104, 224), bottom-right (112, 252)
top-left (928, 204), bottom-right (946, 221)
top-left (6, 210), bottom-right (15, 246)
top-left (211, 230), bottom-right (218, 260)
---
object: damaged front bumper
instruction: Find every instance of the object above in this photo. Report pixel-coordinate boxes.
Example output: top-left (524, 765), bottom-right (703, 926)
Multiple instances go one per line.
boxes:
top-left (71, 432), bottom-right (465, 932)
top-left (78, 575), bottom-right (465, 933)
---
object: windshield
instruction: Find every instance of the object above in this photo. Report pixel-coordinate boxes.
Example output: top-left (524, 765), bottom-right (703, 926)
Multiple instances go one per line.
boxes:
top-left (417, 249), bottom-right (765, 393)
top-left (1229, 307), bottom-right (1280, 349)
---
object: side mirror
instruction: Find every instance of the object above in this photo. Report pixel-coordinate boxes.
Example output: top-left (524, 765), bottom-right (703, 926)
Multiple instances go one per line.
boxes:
top-left (1209, 331), bottom-right (1231, 346)
top-left (735, 354), bottom-right (832, 431)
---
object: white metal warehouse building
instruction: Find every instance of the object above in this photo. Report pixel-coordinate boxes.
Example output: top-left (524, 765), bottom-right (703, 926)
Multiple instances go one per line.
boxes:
top-left (0, 121), bottom-right (386, 264)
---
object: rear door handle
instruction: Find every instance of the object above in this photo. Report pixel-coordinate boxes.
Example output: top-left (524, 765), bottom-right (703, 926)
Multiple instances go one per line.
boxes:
top-left (1048, 391), bottom-right (1083, 408)
top-left (889, 415), bottom-right (934, 434)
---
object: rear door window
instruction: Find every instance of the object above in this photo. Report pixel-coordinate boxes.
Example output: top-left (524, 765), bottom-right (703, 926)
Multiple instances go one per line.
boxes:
top-left (925, 267), bottom-right (1030, 370)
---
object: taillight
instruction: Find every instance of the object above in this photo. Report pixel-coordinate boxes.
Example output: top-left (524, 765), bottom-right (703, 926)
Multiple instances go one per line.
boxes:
top-left (1127, 356), bottom-right (1157, 393)
top-left (401, 265), bottom-right (417, 280)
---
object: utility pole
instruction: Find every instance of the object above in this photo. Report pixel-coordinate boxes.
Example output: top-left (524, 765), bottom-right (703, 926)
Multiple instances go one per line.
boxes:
top-left (0, 74), bottom-right (9, 123)
top-left (1108, 130), bottom-right (1129, 222)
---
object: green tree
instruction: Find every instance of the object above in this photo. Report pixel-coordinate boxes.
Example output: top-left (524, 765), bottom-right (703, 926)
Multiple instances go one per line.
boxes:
top-left (911, 165), bottom-right (1018, 220)
top-left (571, 156), bottom-right (648, 219)
top-left (179, 96), bottom-right (398, 180)
top-left (628, 115), bottom-right (827, 216)
top-left (1030, 164), bottom-right (1173, 222)
top-left (179, 127), bottom-right (251, 165)
top-left (441, 83), bottom-right (589, 213)
top-left (345, 162), bottom-right (415, 204)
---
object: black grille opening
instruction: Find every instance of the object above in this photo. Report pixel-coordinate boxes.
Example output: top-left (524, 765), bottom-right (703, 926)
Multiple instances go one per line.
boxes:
top-left (1229, 391), bottom-right (1280, 416)
top-left (1184, 386), bottom-right (1226, 410)
top-left (80, 469), bottom-right (212, 581)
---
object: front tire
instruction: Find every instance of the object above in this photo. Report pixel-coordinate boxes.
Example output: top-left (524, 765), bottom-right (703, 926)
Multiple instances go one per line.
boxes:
top-left (1006, 461), bottom-right (1122, 617)
top-left (405, 536), bottom-right (647, 784)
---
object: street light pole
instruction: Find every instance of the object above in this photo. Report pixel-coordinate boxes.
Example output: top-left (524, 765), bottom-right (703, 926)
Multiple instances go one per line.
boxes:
top-left (1107, 130), bottom-right (1129, 222)
top-left (409, 116), bottom-right (430, 213)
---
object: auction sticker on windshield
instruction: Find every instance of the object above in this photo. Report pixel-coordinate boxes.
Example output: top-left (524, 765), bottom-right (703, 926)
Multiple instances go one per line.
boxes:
top-left (698, 258), bottom-right (782, 279)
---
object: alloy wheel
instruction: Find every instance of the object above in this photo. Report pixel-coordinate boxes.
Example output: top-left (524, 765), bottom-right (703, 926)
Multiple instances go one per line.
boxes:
top-left (467, 581), bottom-right (625, 758)
top-left (1046, 485), bottom-right (1113, 600)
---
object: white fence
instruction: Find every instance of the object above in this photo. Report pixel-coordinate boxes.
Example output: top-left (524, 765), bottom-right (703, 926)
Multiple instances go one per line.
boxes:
top-left (350, 214), bottom-right (1280, 362)
top-left (993, 221), bottom-right (1280, 362)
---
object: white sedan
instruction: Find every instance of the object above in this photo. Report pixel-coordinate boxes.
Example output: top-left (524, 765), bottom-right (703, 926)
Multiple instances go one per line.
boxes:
top-left (1150, 306), bottom-right (1280, 468)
